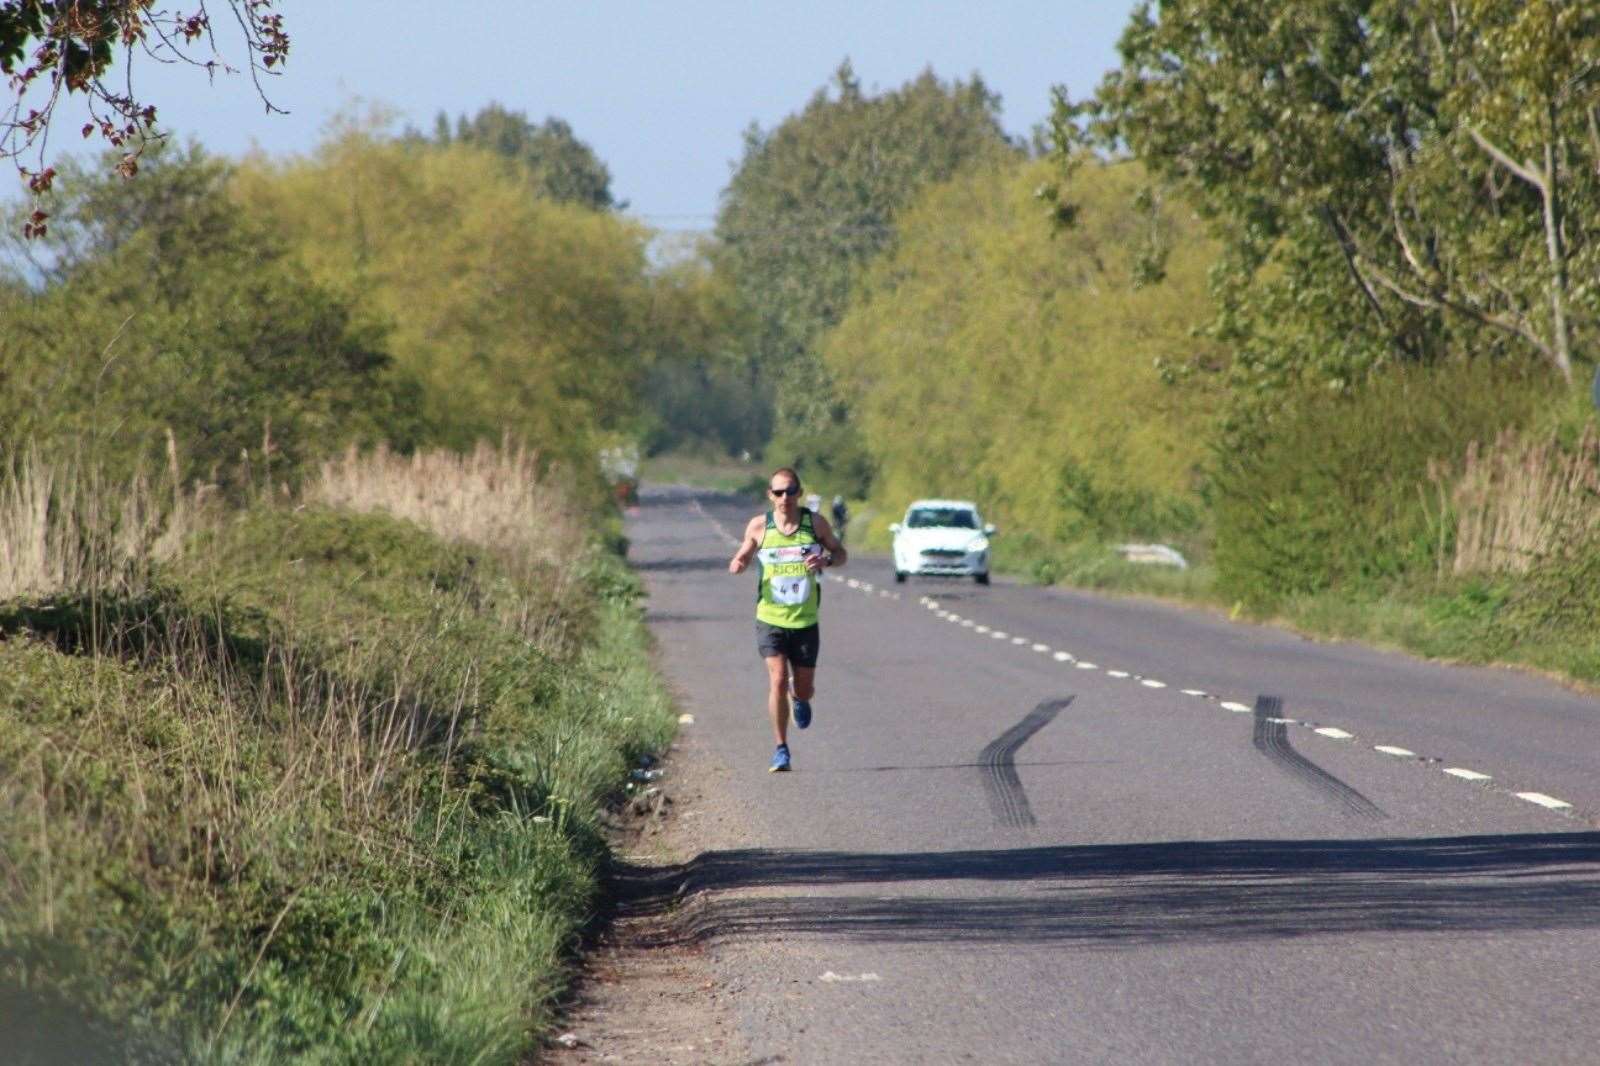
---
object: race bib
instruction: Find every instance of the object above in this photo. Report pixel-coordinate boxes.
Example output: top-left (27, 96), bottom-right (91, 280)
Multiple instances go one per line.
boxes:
top-left (770, 573), bottom-right (811, 605)
top-left (760, 544), bottom-right (817, 606)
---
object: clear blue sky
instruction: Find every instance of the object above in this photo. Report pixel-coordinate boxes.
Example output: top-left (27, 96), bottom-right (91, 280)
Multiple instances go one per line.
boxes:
top-left (123, 2), bottom-right (1138, 227)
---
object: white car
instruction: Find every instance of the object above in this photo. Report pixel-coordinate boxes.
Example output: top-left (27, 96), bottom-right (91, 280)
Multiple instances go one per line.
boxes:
top-left (891, 499), bottom-right (995, 585)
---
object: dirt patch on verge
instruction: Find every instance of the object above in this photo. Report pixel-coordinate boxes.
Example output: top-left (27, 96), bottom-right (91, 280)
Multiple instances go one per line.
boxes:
top-left (544, 728), bottom-right (764, 1065)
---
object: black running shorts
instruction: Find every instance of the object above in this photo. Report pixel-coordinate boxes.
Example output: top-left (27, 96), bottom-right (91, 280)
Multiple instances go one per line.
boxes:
top-left (755, 621), bottom-right (820, 667)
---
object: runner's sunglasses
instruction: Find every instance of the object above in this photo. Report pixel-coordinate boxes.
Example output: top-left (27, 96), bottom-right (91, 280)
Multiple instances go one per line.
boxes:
top-left (769, 485), bottom-right (801, 497)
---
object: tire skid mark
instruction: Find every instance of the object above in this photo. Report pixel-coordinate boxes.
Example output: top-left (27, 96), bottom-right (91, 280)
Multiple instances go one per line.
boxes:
top-left (1253, 696), bottom-right (1386, 819)
top-left (980, 698), bottom-right (1071, 828)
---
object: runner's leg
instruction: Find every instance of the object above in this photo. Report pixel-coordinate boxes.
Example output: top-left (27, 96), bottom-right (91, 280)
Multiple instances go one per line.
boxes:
top-left (764, 654), bottom-right (790, 746)
top-left (791, 665), bottom-right (816, 702)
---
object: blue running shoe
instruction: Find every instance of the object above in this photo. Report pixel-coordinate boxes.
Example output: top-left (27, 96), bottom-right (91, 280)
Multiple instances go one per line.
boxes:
top-left (769, 744), bottom-right (791, 773)
top-left (792, 698), bottom-right (812, 730)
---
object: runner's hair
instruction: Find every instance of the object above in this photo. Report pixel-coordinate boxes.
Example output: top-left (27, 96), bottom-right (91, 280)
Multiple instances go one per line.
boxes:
top-left (769, 466), bottom-right (801, 491)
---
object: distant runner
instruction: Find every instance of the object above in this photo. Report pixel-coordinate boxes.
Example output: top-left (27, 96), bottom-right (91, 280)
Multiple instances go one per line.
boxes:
top-left (830, 494), bottom-right (849, 544)
top-left (728, 467), bottom-right (847, 772)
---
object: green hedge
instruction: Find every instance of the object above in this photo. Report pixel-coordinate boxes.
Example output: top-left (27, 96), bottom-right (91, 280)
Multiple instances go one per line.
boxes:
top-left (1213, 360), bottom-right (1555, 607)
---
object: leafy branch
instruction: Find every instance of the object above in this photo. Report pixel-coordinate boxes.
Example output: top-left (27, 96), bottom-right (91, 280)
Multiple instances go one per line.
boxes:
top-left (1, 0), bottom-right (288, 237)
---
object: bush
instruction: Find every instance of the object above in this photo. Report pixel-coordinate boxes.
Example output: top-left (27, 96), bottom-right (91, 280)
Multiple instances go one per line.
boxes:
top-left (1213, 359), bottom-right (1556, 607)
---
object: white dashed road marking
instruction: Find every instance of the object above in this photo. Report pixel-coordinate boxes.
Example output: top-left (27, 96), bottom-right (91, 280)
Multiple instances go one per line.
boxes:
top-left (1516, 792), bottom-right (1572, 810)
top-left (873, 561), bottom-right (1579, 825)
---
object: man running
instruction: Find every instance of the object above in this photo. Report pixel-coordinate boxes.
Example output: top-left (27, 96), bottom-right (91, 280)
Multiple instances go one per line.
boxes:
top-left (728, 467), bottom-right (847, 772)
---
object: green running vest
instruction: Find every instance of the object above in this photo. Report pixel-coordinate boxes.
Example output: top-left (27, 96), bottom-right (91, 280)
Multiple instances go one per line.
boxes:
top-left (755, 508), bottom-right (822, 628)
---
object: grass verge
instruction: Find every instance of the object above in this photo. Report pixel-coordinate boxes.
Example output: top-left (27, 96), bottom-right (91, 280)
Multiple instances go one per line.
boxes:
top-left (989, 533), bottom-right (1600, 691)
top-left (1, 464), bottom-right (674, 1062)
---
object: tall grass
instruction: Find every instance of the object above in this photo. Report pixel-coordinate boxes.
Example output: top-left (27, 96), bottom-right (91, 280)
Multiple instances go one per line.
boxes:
top-left (1441, 424), bottom-right (1600, 575)
top-left (0, 443), bottom-right (675, 1062)
top-left (307, 440), bottom-right (593, 649)
top-left (0, 438), bottom-right (198, 602)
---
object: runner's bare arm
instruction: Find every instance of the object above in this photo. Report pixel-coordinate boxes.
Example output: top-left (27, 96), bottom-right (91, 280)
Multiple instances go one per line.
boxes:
top-left (808, 514), bottom-right (847, 571)
top-left (729, 515), bottom-right (765, 574)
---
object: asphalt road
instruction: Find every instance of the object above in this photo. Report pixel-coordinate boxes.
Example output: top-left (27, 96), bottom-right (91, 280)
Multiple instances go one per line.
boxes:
top-left (628, 486), bottom-right (1600, 1065)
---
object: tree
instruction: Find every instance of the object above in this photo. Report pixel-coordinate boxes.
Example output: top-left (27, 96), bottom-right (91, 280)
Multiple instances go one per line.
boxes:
top-left (432, 103), bottom-right (617, 210)
top-left (828, 157), bottom-right (1219, 547)
top-left (1079, 0), bottom-right (1600, 396)
top-left (1, 1), bottom-right (288, 235)
top-left (715, 62), bottom-right (1019, 490)
top-left (637, 248), bottom-right (768, 458)
top-left (232, 129), bottom-right (654, 461)
top-left (0, 142), bottom-right (413, 488)
top-left (1430, 1), bottom-right (1600, 382)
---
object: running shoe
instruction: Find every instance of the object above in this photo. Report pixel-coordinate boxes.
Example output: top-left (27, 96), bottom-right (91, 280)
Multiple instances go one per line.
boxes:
top-left (769, 744), bottom-right (791, 773)
top-left (792, 698), bottom-right (812, 730)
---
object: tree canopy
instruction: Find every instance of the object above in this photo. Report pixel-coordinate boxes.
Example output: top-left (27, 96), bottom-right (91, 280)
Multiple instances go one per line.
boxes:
top-left (829, 155), bottom-right (1220, 545)
top-left (232, 129), bottom-right (662, 462)
top-left (429, 103), bottom-right (618, 210)
top-left (1079, 0), bottom-right (1600, 403)
top-left (715, 62), bottom-right (1020, 489)
top-left (0, 142), bottom-right (408, 487)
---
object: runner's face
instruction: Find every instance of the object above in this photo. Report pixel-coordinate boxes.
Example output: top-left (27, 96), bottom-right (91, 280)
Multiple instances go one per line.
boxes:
top-left (769, 481), bottom-right (800, 513)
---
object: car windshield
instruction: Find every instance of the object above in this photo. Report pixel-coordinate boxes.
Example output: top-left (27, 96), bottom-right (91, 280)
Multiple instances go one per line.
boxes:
top-left (907, 508), bottom-right (977, 529)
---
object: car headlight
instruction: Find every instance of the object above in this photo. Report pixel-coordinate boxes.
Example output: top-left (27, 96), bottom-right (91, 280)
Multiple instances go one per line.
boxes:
top-left (968, 537), bottom-right (989, 553)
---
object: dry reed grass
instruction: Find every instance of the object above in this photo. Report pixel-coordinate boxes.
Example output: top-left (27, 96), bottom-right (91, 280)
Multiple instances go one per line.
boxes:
top-left (1438, 424), bottom-right (1600, 574)
top-left (0, 437), bottom-right (201, 602)
top-left (307, 440), bottom-right (593, 647)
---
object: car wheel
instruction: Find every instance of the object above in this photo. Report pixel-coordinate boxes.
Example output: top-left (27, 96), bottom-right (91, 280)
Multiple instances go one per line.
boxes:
top-left (974, 572), bottom-right (990, 585)
top-left (894, 570), bottom-right (907, 584)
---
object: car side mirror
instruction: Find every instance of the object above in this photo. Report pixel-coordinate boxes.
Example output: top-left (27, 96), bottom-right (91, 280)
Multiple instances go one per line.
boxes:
top-left (984, 523), bottom-right (997, 536)
top-left (889, 523), bottom-right (901, 533)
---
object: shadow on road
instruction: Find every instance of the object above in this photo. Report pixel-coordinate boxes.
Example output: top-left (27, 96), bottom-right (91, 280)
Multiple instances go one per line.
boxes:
top-left (631, 556), bottom-right (729, 574)
top-left (614, 832), bottom-right (1600, 946)
top-left (642, 610), bottom-right (733, 625)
